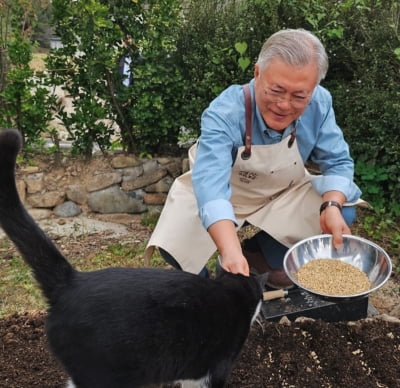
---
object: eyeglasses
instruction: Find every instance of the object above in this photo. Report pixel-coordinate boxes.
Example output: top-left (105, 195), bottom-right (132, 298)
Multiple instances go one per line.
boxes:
top-left (260, 80), bottom-right (311, 109)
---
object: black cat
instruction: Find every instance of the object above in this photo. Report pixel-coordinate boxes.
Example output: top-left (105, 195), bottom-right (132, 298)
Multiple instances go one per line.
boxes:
top-left (0, 129), bottom-right (264, 388)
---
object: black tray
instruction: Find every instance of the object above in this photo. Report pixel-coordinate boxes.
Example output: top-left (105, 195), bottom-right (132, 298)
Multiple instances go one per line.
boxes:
top-left (261, 287), bottom-right (369, 322)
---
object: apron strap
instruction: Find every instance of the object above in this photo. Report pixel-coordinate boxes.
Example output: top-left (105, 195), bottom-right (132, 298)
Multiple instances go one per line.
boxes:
top-left (241, 84), bottom-right (252, 160)
top-left (288, 126), bottom-right (297, 148)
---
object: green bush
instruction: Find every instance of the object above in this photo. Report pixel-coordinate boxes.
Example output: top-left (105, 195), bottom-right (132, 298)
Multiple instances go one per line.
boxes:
top-left (126, 0), bottom-right (186, 155)
top-left (322, 0), bottom-right (400, 213)
top-left (47, 0), bottom-right (184, 155)
top-left (0, 35), bottom-right (54, 147)
top-left (175, 0), bottom-right (282, 132)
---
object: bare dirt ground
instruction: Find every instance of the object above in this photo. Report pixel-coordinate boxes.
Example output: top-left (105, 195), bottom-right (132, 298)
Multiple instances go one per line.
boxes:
top-left (1, 212), bottom-right (400, 387)
top-left (2, 310), bottom-right (400, 388)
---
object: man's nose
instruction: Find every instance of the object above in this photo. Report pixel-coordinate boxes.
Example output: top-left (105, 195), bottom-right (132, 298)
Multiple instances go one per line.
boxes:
top-left (275, 97), bottom-right (291, 108)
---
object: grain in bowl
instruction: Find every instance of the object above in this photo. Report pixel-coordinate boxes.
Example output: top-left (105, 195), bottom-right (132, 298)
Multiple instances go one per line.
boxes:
top-left (297, 258), bottom-right (371, 296)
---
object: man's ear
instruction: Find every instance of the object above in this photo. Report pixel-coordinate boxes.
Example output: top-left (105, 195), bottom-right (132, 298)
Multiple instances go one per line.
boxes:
top-left (254, 64), bottom-right (260, 79)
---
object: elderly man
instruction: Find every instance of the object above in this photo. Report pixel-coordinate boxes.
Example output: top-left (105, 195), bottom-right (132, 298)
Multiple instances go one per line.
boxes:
top-left (146, 28), bottom-right (362, 288)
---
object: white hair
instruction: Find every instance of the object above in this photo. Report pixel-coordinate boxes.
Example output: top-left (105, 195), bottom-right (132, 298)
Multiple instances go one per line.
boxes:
top-left (256, 28), bottom-right (329, 83)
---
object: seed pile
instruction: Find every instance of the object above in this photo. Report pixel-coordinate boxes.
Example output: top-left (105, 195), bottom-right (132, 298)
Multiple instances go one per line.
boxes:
top-left (297, 258), bottom-right (371, 296)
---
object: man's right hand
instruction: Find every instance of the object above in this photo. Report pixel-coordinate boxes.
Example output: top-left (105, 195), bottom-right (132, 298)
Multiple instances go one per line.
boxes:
top-left (208, 219), bottom-right (250, 276)
top-left (220, 253), bottom-right (250, 276)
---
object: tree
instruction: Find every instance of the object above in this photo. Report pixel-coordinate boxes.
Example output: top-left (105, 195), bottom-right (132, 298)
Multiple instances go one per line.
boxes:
top-left (0, 0), bottom-right (54, 147)
top-left (47, 0), bottom-right (184, 156)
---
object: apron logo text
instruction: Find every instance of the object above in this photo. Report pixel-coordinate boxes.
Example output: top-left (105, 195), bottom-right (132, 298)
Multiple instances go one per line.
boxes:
top-left (238, 170), bottom-right (258, 184)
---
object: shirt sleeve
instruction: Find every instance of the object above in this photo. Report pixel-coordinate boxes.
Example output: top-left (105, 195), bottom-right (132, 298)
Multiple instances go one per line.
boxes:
top-left (299, 86), bottom-right (362, 203)
top-left (192, 86), bottom-right (245, 230)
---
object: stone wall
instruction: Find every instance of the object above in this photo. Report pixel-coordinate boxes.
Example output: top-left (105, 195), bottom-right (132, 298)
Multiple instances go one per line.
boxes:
top-left (15, 153), bottom-right (190, 220)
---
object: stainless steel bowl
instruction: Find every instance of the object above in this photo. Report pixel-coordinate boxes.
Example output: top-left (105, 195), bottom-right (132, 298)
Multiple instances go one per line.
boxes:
top-left (283, 234), bottom-right (392, 301)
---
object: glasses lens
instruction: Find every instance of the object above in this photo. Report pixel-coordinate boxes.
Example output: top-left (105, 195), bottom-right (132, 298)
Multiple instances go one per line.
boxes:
top-left (266, 92), bottom-right (308, 109)
top-left (291, 99), bottom-right (308, 109)
top-left (262, 81), bottom-right (309, 108)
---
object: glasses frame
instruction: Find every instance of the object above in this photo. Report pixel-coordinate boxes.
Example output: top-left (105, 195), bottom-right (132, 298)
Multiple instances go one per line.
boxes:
top-left (259, 78), bottom-right (312, 109)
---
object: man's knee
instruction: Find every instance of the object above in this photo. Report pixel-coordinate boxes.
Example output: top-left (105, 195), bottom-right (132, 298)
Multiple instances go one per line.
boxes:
top-left (342, 206), bottom-right (356, 226)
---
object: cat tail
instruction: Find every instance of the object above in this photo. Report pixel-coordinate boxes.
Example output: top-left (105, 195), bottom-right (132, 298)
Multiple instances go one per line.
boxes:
top-left (0, 129), bottom-right (75, 303)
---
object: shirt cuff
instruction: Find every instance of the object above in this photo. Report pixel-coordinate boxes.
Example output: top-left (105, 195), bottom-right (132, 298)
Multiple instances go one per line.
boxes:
top-left (199, 198), bottom-right (237, 230)
top-left (311, 175), bottom-right (362, 203)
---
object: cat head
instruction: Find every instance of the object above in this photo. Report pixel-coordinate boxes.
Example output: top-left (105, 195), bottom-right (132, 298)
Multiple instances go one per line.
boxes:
top-left (215, 258), bottom-right (268, 296)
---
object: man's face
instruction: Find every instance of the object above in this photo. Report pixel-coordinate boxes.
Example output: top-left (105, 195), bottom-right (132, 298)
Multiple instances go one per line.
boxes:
top-left (254, 59), bottom-right (319, 131)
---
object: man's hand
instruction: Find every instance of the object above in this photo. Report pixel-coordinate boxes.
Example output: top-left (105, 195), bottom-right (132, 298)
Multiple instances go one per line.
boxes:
top-left (320, 204), bottom-right (350, 248)
top-left (219, 252), bottom-right (250, 276)
top-left (208, 219), bottom-right (250, 276)
top-left (319, 192), bottom-right (349, 248)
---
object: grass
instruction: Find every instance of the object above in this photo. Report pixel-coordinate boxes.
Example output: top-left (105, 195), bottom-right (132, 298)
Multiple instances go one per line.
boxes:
top-left (0, 254), bottom-right (46, 316)
top-left (0, 239), bottom-right (168, 318)
top-left (0, 235), bottom-right (221, 318)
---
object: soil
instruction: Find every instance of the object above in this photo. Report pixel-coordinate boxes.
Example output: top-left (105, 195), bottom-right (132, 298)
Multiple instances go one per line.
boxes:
top-left (3, 312), bottom-right (400, 388)
top-left (1, 153), bottom-right (400, 387)
top-left (1, 311), bottom-right (400, 388)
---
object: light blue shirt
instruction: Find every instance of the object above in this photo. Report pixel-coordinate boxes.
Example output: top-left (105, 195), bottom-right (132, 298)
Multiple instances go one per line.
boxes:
top-left (192, 79), bottom-right (362, 230)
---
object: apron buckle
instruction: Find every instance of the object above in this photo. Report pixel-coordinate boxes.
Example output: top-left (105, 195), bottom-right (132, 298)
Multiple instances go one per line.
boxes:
top-left (241, 150), bottom-right (251, 160)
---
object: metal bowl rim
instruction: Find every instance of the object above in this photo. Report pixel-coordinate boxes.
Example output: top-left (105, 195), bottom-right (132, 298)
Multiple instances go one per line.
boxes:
top-left (283, 234), bottom-right (392, 299)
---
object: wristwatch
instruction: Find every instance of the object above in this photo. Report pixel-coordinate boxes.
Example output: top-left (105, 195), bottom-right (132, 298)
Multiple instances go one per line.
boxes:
top-left (319, 200), bottom-right (342, 215)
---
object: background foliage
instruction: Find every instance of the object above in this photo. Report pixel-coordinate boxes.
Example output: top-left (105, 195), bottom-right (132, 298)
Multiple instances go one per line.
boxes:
top-left (0, 0), bottom-right (399, 218)
top-left (46, 0), bottom-right (184, 156)
top-left (0, 0), bottom-right (55, 148)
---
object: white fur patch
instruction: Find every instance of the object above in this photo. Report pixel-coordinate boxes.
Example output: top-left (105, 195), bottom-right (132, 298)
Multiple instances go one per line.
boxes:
top-left (66, 379), bottom-right (76, 388)
top-left (66, 376), bottom-right (210, 388)
top-left (179, 373), bottom-right (211, 388)
top-left (251, 300), bottom-right (262, 325)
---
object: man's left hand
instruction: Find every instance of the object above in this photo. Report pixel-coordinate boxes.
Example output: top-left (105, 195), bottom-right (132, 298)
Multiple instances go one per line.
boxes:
top-left (320, 205), bottom-right (350, 248)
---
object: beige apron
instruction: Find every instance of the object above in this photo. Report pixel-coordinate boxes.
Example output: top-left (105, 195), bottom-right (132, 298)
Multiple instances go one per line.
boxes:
top-left (145, 133), bottom-right (323, 274)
